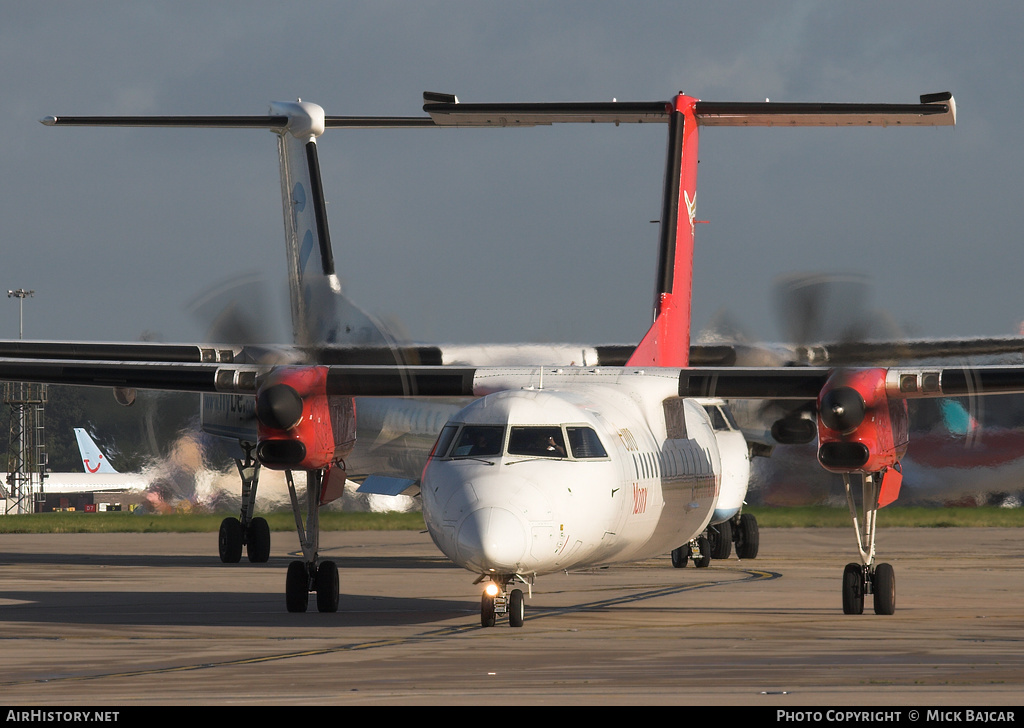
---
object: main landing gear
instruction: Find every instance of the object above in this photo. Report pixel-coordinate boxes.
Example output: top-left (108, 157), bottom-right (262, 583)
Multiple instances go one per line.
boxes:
top-left (732, 512), bottom-right (759, 560)
top-left (477, 575), bottom-right (529, 628)
top-left (218, 447), bottom-right (271, 564)
top-left (841, 472), bottom-right (896, 615)
top-left (284, 468), bottom-right (340, 613)
top-left (670, 512), bottom-right (759, 568)
top-left (671, 537), bottom-right (711, 568)
top-left (219, 455), bottom-right (341, 613)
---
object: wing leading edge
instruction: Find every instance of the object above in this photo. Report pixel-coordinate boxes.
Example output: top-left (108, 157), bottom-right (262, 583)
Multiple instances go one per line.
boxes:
top-left (6, 360), bottom-right (1024, 401)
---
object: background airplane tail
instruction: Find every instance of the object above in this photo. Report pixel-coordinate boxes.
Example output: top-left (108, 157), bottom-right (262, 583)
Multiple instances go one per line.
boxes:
top-left (271, 101), bottom-right (401, 351)
top-left (74, 428), bottom-right (119, 474)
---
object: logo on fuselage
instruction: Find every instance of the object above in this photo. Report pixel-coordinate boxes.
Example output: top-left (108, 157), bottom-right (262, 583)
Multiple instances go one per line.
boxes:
top-left (633, 482), bottom-right (648, 514)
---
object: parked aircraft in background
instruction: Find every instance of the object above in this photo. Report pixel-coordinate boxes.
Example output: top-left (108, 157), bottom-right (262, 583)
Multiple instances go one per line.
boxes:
top-left (8, 428), bottom-right (149, 495)
top-left (9, 88), bottom-right (1024, 627)
top-left (74, 427), bottom-right (118, 474)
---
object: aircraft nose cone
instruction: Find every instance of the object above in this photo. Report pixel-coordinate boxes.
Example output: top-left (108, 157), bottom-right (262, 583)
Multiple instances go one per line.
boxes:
top-left (457, 507), bottom-right (527, 572)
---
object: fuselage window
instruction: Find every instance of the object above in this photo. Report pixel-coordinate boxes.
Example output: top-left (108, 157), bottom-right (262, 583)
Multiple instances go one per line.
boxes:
top-left (508, 426), bottom-right (567, 458)
top-left (566, 426), bottom-right (608, 459)
top-left (451, 425), bottom-right (505, 457)
top-left (432, 424), bottom-right (459, 458)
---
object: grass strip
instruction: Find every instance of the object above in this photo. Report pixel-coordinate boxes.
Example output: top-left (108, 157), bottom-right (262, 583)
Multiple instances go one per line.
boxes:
top-left (747, 505), bottom-right (1024, 528)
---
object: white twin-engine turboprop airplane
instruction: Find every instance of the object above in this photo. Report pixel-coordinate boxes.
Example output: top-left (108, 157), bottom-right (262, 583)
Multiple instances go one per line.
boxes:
top-left (17, 88), bottom-right (1023, 626)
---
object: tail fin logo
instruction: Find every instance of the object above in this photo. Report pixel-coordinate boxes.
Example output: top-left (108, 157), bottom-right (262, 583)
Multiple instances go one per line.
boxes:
top-left (299, 230), bottom-right (315, 278)
top-left (74, 428), bottom-right (119, 474)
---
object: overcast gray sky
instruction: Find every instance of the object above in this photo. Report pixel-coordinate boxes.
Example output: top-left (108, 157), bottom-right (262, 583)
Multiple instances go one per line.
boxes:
top-left (2, 1), bottom-right (1022, 350)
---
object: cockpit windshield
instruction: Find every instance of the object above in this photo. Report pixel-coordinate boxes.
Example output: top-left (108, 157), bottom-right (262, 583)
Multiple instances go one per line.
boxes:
top-left (566, 426), bottom-right (608, 458)
top-left (435, 423), bottom-right (608, 460)
top-left (508, 426), bottom-right (567, 458)
top-left (449, 425), bottom-right (504, 458)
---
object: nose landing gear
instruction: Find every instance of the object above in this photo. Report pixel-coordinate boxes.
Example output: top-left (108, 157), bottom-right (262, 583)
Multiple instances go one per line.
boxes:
top-left (670, 536), bottom-right (711, 568)
top-left (477, 575), bottom-right (528, 628)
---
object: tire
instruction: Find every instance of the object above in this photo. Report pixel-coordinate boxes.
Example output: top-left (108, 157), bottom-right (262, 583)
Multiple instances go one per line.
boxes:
top-left (481, 592), bottom-right (496, 628)
top-left (246, 517), bottom-right (271, 563)
top-left (872, 563), bottom-right (896, 615)
top-left (842, 562), bottom-right (864, 615)
top-left (735, 513), bottom-right (759, 560)
top-left (709, 521), bottom-right (733, 560)
top-left (218, 517), bottom-right (243, 564)
top-left (671, 545), bottom-right (689, 568)
top-left (286, 560), bottom-right (309, 613)
top-left (695, 537), bottom-right (712, 568)
top-left (509, 588), bottom-right (525, 628)
top-left (315, 560), bottom-right (340, 613)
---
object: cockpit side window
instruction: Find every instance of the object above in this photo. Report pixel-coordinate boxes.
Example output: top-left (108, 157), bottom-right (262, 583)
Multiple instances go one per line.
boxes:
top-left (508, 426), bottom-right (567, 458)
top-left (450, 425), bottom-right (504, 457)
top-left (432, 424), bottom-right (459, 458)
top-left (703, 404), bottom-right (735, 432)
top-left (566, 426), bottom-right (608, 459)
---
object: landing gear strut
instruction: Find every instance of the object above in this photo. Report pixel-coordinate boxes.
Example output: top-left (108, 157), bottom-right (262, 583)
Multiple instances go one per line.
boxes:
top-left (218, 446), bottom-right (271, 564)
top-left (673, 512), bottom-right (758, 569)
top-left (842, 472), bottom-right (896, 615)
top-left (670, 536), bottom-right (711, 568)
top-left (284, 468), bottom-right (340, 613)
top-left (477, 575), bottom-right (528, 628)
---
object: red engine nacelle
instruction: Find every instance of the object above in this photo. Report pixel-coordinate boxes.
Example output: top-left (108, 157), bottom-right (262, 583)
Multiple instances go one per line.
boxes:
top-left (254, 365), bottom-right (357, 472)
top-left (816, 368), bottom-right (909, 474)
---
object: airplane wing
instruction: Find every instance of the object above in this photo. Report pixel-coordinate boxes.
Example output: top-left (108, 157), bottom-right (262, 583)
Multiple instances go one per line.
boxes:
top-left (6, 358), bottom-right (1024, 400)
top-left (3, 335), bottom-right (1022, 370)
top-left (790, 336), bottom-right (1024, 366)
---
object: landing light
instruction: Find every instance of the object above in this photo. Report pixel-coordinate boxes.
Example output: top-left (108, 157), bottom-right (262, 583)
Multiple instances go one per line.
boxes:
top-left (484, 582), bottom-right (500, 597)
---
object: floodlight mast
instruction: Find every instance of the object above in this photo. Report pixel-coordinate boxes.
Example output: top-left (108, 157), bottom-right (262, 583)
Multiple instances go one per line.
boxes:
top-left (7, 289), bottom-right (34, 340)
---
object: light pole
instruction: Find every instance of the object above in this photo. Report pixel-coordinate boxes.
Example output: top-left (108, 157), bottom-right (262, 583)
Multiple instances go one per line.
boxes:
top-left (4, 288), bottom-right (42, 513)
top-left (7, 288), bottom-right (34, 340)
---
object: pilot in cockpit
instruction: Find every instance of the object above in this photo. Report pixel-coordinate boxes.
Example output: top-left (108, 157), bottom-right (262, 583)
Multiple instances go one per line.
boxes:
top-left (544, 436), bottom-right (566, 457)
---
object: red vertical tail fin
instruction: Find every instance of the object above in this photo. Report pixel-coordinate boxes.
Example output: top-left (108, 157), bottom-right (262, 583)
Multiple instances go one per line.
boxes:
top-left (627, 95), bottom-right (699, 368)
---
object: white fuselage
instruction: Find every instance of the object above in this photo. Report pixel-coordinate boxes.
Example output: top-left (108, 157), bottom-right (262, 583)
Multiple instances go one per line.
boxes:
top-left (420, 370), bottom-right (723, 577)
top-left (698, 399), bottom-right (751, 523)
